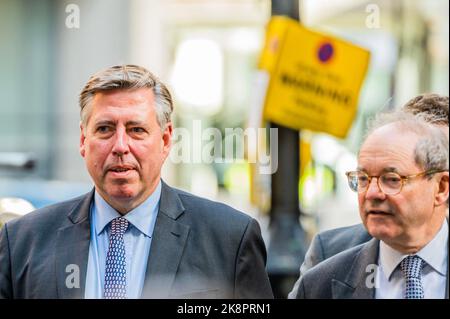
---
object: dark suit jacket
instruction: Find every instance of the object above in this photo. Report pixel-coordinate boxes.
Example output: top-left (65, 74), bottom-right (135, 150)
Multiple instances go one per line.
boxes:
top-left (0, 181), bottom-right (273, 299)
top-left (288, 224), bottom-right (371, 298)
top-left (295, 238), bottom-right (449, 299)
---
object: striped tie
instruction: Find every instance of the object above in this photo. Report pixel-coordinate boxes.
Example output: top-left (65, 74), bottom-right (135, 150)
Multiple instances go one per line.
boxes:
top-left (104, 217), bottom-right (129, 299)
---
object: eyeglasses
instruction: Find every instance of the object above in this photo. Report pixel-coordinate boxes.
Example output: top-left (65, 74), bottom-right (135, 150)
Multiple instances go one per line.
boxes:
top-left (345, 169), bottom-right (447, 195)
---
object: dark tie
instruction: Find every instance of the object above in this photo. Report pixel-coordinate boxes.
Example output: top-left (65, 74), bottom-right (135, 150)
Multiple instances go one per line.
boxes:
top-left (104, 217), bottom-right (129, 299)
top-left (400, 255), bottom-right (425, 299)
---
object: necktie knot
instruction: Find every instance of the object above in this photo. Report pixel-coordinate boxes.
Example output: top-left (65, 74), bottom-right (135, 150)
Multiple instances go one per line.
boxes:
top-left (110, 217), bottom-right (129, 237)
top-left (400, 255), bottom-right (425, 299)
top-left (400, 255), bottom-right (424, 278)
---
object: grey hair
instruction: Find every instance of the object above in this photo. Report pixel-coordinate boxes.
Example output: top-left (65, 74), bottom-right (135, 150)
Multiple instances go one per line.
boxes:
top-left (364, 111), bottom-right (449, 174)
top-left (402, 93), bottom-right (449, 126)
top-left (79, 65), bottom-right (173, 130)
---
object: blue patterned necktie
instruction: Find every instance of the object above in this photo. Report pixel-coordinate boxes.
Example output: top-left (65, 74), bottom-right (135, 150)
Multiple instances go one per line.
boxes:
top-left (104, 217), bottom-right (129, 299)
top-left (400, 255), bottom-right (425, 299)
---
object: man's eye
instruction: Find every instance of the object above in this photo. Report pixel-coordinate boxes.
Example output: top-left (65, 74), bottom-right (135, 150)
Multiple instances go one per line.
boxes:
top-left (382, 175), bottom-right (401, 184)
top-left (96, 126), bottom-right (111, 133)
top-left (358, 176), bottom-right (368, 183)
top-left (130, 127), bottom-right (145, 133)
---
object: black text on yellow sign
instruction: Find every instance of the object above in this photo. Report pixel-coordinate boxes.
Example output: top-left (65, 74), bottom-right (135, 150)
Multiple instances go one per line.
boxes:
top-left (259, 17), bottom-right (371, 138)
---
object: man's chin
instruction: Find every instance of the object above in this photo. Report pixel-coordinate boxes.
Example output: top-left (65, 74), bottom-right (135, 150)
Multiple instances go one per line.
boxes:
top-left (109, 191), bottom-right (137, 200)
top-left (366, 223), bottom-right (399, 242)
top-left (104, 185), bottom-right (139, 201)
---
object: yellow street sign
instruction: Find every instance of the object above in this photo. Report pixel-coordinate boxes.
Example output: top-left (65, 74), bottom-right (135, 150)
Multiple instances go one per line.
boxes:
top-left (259, 17), bottom-right (371, 138)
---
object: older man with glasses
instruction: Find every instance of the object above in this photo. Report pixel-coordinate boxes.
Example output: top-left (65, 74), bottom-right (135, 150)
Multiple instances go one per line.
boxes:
top-left (289, 93), bottom-right (449, 299)
top-left (295, 111), bottom-right (449, 299)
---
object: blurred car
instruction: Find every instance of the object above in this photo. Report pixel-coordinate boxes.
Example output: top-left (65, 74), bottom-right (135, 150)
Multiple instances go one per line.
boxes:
top-left (0, 178), bottom-right (92, 210)
top-left (0, 197), bottom-right (35, 229)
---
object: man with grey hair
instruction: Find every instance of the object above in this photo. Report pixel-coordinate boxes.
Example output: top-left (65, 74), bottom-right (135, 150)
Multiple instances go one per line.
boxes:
top-left (288, 93), bottom-right (449, 298)
top-left (403, 93), bottom-right (449, 126)
top-left (295, 112), bottom-right (449, 298)
top-left (0, 65), bottom-right (273, 299)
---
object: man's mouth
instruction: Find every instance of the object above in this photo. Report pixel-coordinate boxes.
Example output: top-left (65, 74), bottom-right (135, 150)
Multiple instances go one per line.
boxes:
top-left (110, 167), bottom-right (132, 172)
top-left (107, 165), bottom-right (136, 175)
top-left (367, 210), bottom-right (392, 216)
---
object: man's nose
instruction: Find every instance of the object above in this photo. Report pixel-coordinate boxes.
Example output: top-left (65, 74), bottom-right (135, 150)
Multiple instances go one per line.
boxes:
top-left (365, 177), bottom-right (386, 200)
top-left (112, 127), bottom-right (130, 156)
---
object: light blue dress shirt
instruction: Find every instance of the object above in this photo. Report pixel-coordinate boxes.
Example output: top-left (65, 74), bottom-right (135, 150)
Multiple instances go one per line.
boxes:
top-left (375, 219), bottom-right (448, 299)
top-left (84, 181), bottom-right (161, 299)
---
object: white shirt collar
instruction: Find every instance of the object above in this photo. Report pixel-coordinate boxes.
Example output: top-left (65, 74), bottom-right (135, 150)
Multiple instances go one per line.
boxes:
top-left (379, 219), bottom-right (448, 280)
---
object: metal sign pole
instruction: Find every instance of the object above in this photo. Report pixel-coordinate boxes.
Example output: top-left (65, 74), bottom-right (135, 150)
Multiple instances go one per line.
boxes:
top-left (267, 0), bottom-right (308, 299)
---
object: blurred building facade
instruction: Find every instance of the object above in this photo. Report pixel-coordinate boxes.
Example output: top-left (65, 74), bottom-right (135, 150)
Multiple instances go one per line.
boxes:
top-left (0, 0), bottom-right (448, 229)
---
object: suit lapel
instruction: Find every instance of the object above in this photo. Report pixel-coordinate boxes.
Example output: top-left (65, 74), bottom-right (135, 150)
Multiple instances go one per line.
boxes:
top-left (141, 181), bottom-right (190, 298)
top-left (55, 190), bottom-right (94, 299)
top-left (332, 238), bottom-right (379, 299)
top-left (332, 220), bottom-right (450, 299)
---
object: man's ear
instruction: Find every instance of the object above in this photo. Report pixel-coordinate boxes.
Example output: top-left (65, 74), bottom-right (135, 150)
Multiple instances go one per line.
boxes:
top-left (80, 122), bottom-right (86, 158)
top-left (434, 171), bottom-right (449, 207)
top-left (162, 122), bottom-right (173, 158)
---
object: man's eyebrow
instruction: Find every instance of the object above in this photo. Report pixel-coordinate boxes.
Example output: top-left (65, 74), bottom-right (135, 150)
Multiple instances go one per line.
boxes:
top-left (93, 120), bottom-right (147, 126)
top-left (356, 167), bottom-right (399, 173)
top-left (126, 121), bottom-right (147, 126)
top-left (94, 120), bottom-right (115, 126)
top-left (382, 167), bottom-right (399, 173)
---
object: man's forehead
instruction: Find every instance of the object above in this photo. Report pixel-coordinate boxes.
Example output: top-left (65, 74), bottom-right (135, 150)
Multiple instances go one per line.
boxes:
top-left (85, 89), bottom-right (157, 127)
top-left (362, 123), bottom-right (421, 149)
top-left (358, 124), bottom-right (420, 169)
top-left (93, 88), bottom-right (155, 104)
top-left (90, 89), bottom-right (156, 113)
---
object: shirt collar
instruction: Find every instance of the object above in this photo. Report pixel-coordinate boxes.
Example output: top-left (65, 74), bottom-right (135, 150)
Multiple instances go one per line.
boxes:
top-left (379, 219), bottom-right (448, 280)
top-left (93, 180), bottom-right (162, 238)
top-left (416, 219), bottom-right (448, 276)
